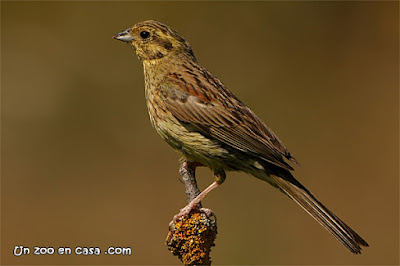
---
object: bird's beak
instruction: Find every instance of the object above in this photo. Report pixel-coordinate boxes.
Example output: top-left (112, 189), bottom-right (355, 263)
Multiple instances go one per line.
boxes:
top-left (113, 29), bottom-right (133, 42)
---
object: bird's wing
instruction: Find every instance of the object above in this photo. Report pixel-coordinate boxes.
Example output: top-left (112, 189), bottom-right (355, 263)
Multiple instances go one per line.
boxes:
top-left (160, 71), bottom-right (298, 171)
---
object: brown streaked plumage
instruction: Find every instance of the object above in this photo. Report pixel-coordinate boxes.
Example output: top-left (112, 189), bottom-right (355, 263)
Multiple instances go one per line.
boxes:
top-left (114, 20), bottom-right (368, 254)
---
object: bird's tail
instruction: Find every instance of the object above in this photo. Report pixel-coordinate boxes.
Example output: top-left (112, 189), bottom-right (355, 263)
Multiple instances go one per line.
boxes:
top-left (268, 173), bottom-right (368, 254)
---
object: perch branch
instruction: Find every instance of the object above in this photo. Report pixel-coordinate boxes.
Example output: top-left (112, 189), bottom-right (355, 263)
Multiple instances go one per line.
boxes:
top-left (165, 161), bottom-right (217, 265)
top-left (180, 162), bottom-right (202, 205)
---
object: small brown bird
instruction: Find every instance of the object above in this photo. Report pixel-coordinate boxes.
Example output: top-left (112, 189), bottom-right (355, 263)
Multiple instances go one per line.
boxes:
top-left (114, 20), bottom-right (368, 254)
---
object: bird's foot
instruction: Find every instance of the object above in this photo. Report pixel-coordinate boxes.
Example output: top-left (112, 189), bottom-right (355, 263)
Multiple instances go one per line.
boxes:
top-left (169, 205), bottom-right (215, 230)
top-left (198, 207), bottom-right (215, 219)
top-left (169, 202), bottom-right (199, 229)
top-left (169, 181), bottom-right (220, 229)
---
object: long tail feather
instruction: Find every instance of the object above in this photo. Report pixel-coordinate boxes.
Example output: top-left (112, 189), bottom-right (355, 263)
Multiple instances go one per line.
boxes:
top-left (269, 174), bottom-right (368, 254)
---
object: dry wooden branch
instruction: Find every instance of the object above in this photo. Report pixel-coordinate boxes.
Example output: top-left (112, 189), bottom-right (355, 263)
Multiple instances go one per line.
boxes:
top-left (165, 162), bottom-right (217, 265)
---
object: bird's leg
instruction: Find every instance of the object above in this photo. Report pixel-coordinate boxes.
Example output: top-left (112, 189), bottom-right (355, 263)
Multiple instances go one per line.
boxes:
top-left (172, 169), bottom-right (226, 221)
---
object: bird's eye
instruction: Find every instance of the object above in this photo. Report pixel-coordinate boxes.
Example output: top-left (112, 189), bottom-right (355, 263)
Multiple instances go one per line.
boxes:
top-left (140, 31), bottom-right (150, 39)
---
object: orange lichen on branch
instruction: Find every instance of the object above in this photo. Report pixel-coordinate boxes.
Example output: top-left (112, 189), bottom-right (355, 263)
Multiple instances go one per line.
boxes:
top-left (166, 209), bottom-right (217, 265)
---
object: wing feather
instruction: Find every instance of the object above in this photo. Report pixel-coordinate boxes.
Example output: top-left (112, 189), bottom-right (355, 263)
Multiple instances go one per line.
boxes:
top-left (160, 71), bottom-right (298, 170)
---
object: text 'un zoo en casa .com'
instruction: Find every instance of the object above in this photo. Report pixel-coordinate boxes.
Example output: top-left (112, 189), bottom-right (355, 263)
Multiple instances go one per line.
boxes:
top-left (14, 246), bottom-right (132, 256)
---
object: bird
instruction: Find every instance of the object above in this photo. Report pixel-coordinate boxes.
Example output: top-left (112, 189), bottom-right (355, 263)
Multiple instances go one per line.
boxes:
top-left (113, 20), bottom-right (368, 254)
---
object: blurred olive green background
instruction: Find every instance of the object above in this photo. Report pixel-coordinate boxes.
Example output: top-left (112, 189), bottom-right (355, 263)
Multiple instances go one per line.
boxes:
top-left (1, 1), bottom-right (398, 265)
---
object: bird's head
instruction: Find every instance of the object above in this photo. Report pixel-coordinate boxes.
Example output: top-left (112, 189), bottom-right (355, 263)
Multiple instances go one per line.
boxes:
top-left (114, 20), bottom-right (196, 62)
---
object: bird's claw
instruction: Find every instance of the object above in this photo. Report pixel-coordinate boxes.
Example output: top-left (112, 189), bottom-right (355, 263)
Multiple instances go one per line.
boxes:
top-left (199, 207), bottom-right (215, 220)
top-left (169, 203), bottom-right (200, 229)
top-left (168, 205), bottom-right (216, 230)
